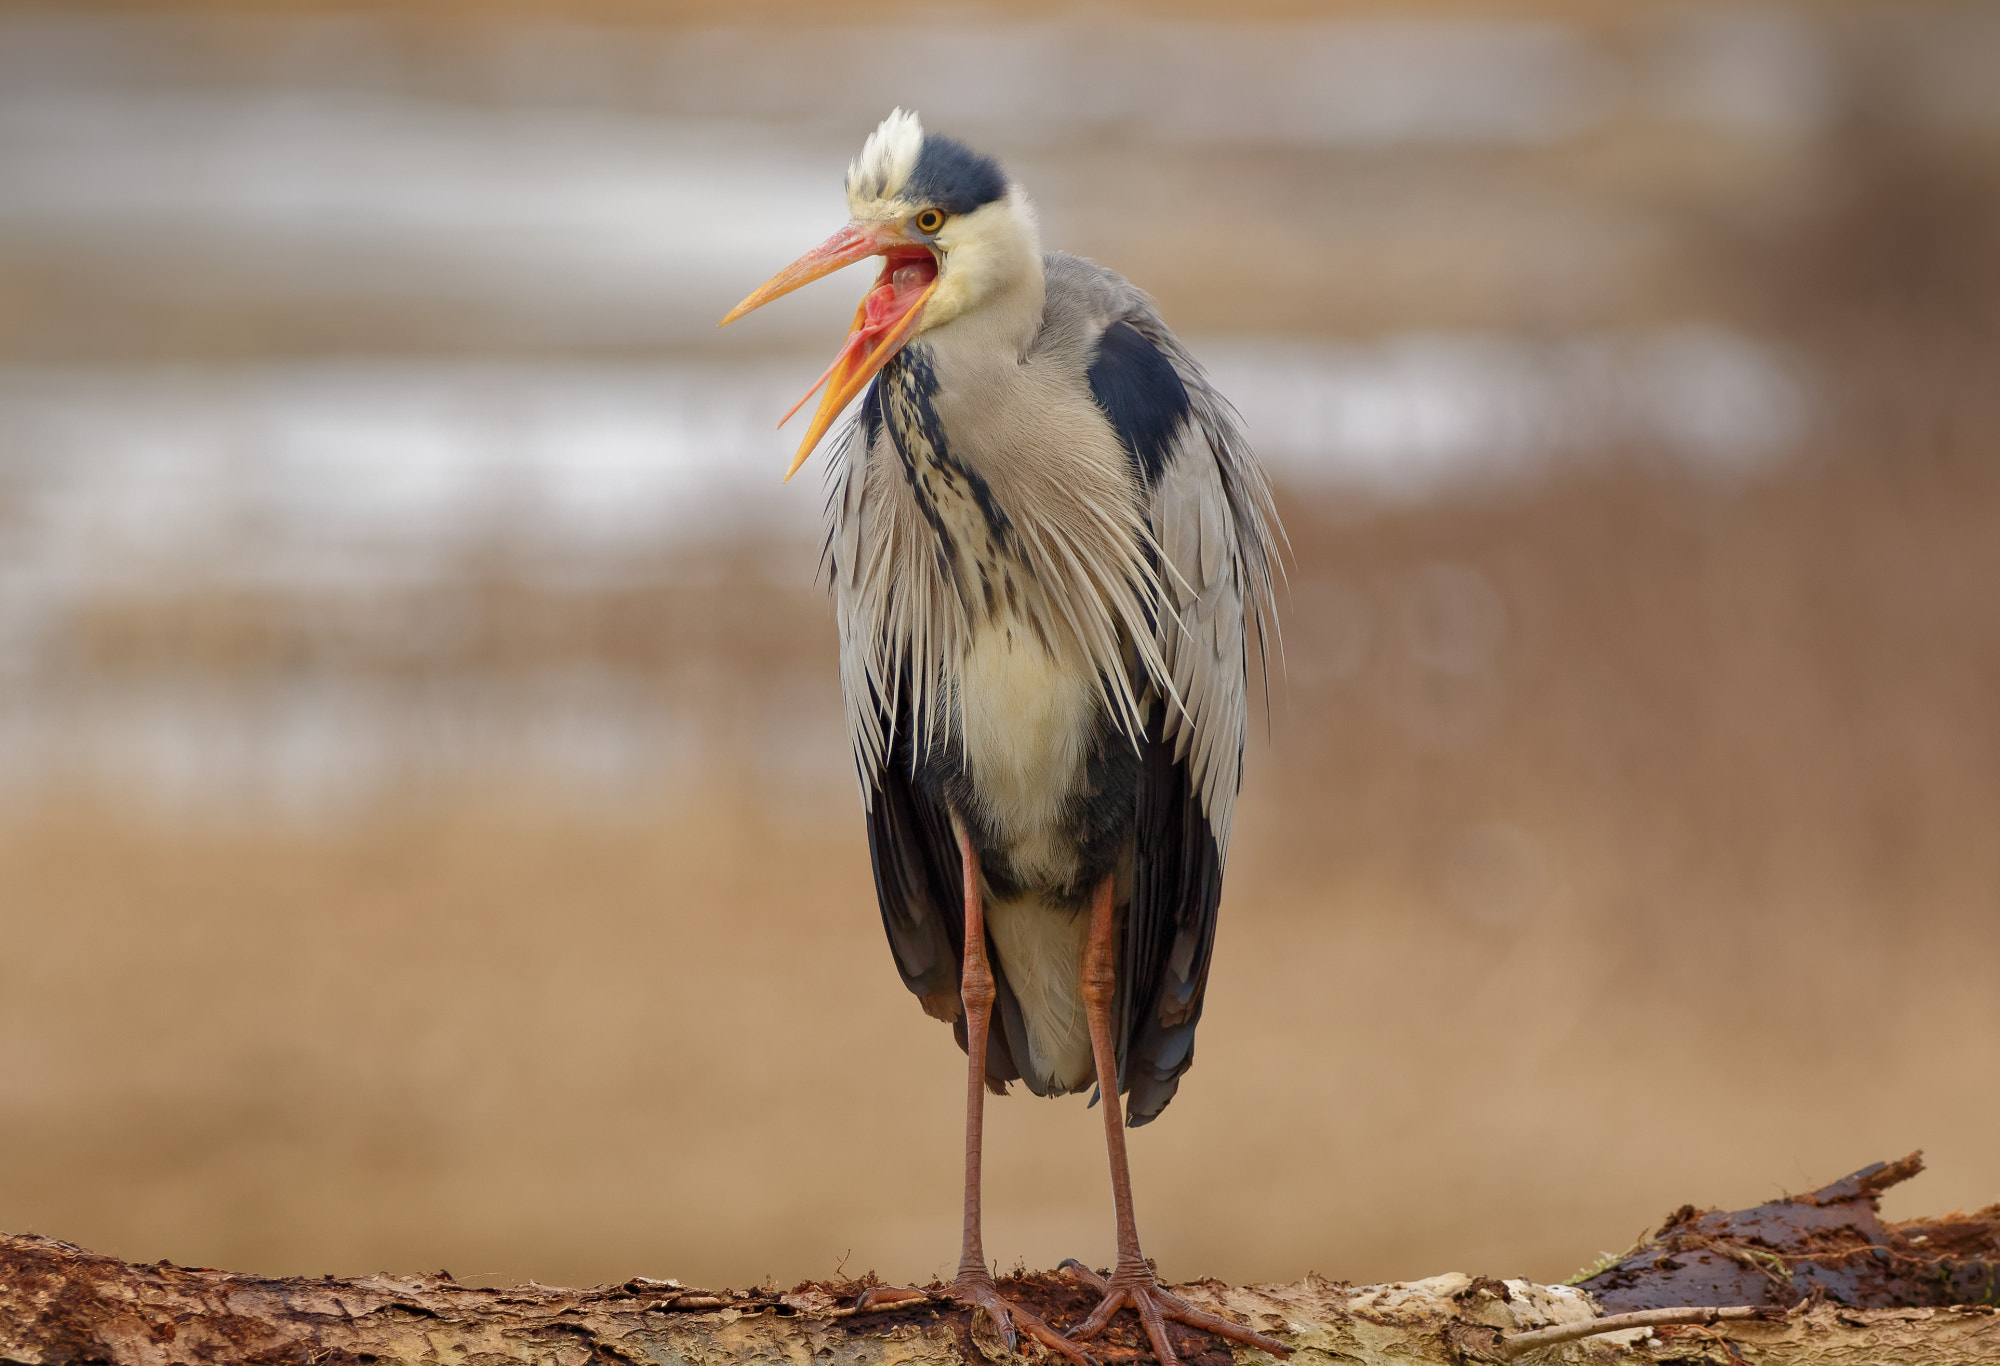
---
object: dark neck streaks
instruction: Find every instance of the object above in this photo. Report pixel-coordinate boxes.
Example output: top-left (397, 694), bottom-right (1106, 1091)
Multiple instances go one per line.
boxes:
top-left (880, 346), bottom-right (1022, 628)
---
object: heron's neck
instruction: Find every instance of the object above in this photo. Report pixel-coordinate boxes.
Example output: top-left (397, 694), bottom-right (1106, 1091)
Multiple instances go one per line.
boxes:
top-left (919, 187), bottom-right (1045, 355)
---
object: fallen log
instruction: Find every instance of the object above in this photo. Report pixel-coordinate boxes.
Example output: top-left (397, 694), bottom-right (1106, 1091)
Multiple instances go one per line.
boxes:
top-left (1578, 1151), bottom-right (2000, 1312)
top-left (4, 1156), bottom-right (1997, 1365)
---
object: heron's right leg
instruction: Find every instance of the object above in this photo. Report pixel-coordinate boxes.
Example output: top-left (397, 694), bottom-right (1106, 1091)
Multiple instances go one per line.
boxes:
top-left (1061, 875), bottom-right (1291, 1366)
top-left (854, 828), bottom-right (1094, 1366)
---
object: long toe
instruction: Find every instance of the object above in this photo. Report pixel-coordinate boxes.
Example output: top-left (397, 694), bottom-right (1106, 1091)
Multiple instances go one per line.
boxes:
top-left (1060, 1266), bottom-right (1290, 1366)
top-left (955, 1277), bottom-right (1098, 1366)
top-left (1147, 1284), bottom-right (1290, 1358)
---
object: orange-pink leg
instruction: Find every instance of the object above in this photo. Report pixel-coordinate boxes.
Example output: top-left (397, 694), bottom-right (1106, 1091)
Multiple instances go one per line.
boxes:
top-left (856, 829), bottom-right (1093, 1366)
top-left (1063, 876), bottom-right (1292, 1366)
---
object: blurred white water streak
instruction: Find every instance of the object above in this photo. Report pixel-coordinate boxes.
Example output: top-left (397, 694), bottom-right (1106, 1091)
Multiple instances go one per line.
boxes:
top-left (0, 332), bottom-right (1803, 820)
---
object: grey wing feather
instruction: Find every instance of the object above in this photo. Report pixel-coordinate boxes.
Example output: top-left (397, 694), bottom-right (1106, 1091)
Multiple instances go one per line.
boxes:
top-left (1048, 253), bottom-right (1281, 1123)
top-left (1044, 257), bottom-right (1279, 842)
top-left (1126, 309), bottom-right (1279, 853)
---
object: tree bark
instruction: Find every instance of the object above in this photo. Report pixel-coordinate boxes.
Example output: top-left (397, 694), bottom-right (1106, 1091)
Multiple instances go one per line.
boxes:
top-left (4, 1231), bottom-right (1996, 1366)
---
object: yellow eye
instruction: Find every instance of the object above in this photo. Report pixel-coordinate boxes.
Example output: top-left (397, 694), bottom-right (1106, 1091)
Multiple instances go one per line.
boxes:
top-left (915, 208), bottom-right (945, 234)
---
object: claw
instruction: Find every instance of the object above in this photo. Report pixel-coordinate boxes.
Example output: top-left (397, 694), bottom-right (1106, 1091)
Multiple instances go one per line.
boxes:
top-left (955, 1276), bottom-right (1097, 1366)
top-left (1063, 1264), bottom-right (1291, 1366)
top-left (988, 1303), bottom-right (1018, 1353)
top-left (841, 1279), bottom-right (1093, 1361)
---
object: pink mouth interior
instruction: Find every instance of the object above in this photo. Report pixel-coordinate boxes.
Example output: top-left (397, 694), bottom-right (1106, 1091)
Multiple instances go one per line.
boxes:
top-left (863, 250), bottom-right (939, 329)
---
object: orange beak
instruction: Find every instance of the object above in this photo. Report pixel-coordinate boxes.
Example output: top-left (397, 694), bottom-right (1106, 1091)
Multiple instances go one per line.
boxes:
top-left (720, 224), bottom-right (941, 481)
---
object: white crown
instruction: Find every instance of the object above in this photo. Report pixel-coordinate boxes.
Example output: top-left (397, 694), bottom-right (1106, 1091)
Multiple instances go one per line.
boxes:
top-left (847, 108), bottom-right (924, 206)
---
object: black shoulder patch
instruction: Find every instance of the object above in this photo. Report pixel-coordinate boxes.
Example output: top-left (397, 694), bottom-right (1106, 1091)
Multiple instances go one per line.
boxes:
top-left (906, 135), bottom-right (1008, 216)
top-left (1087, 321), bottom-right (1192, 488)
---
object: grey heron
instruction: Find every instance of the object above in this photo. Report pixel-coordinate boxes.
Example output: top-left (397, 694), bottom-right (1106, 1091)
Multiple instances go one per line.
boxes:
top-left (721, 110), bottom-right (1284, 1366)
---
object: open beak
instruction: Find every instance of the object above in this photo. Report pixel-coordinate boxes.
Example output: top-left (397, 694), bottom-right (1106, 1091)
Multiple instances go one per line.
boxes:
top-left (720, 224), bottom-right (941, 481)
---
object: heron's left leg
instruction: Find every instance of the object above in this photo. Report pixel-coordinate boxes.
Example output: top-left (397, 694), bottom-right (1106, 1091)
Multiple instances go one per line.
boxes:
top-left (852, 829), bottom-right (1095, 1366)
top-left (1063, 875), bottom-right (1291, 1366)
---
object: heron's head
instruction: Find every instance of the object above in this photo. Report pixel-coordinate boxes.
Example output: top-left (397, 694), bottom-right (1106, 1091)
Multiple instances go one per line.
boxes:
top-left (720, 109), bottom-right (1040, 479)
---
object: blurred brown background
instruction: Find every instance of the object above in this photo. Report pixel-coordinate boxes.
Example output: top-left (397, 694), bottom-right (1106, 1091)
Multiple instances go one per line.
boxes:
top-left (2, 0), bottom-right (1997, 1295)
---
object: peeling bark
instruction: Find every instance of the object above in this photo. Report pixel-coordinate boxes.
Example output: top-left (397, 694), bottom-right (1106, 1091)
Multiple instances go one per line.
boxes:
top-left (4, 1233), bottom-right (1997, 1366)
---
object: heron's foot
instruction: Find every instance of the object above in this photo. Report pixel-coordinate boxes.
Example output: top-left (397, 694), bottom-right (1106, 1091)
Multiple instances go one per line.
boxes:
top-left (846, 1277), bottom-right (1096, 1365)
top-left (1059, 1260), bottom-right (1291, 1366)
top-left (956, 1272), bottom-right (1099, 1366)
